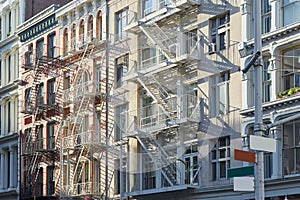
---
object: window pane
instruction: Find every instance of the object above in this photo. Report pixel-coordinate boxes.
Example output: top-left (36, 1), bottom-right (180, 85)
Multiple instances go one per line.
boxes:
top-left (212, 163), bottom-right (216, 181)
top-left (219, 161), bottom-right (226, 178)
top-left (283, 148), bottom-right (294, 175)
top-left (297, 147), bottom-right (300, 174)
top-left (219, 149), bottom-right (226, 158)
top-left (283, 122), bottom-right (294, 148)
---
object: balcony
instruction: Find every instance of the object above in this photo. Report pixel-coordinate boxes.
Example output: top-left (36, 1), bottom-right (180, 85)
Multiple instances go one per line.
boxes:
top-left (62, 182), bottom-right (100, 197)
top-left (125, 0), bottom-right (200, 33)
top-left (21, 100), bottom-right (34, 114)
top-left (62, 130), bottom-right (104, 150)
top-left (124, 33), bottom-right (201, 81)
top-left (62, 81), bottom-right (102, 104)
top-left (123, 94), bottom-right (202, 137)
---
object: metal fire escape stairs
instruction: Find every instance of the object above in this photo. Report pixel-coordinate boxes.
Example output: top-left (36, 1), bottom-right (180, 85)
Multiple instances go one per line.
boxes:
top-left (136, 135), bottom-right (180, 186)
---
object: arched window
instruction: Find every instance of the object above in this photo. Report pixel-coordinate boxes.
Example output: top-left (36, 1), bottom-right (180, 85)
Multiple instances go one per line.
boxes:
top-left (79, 20), bottom-right (85, 43)
top-left (87, 15), bottom-right (93, 40)
top-left (63, 28), bottom-right (68, 56)
top-left (96, 11), bottom-right (102, 40)
top-left (71, 24), bottom-right (76, 50)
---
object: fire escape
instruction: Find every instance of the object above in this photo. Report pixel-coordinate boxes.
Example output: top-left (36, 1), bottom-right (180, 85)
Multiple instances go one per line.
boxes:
top-left (122, 0), bottom-right (203, 196)
top-left (21, 44), bottom-right (63, 199)
top-left (60, 28), bottom-right (129, 199)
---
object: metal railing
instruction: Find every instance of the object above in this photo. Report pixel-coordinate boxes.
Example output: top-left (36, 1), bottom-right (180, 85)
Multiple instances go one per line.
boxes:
top-left (122, 94), bottom-right (200, 136)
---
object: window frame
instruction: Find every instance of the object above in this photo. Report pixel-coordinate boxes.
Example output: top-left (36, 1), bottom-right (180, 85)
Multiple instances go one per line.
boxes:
top-left (116, 9), bottom-right (128, 41)
top-left (116, 55), bottom-right (129, 87)
top-left (211, 136), bottom-right (231, 181)
top-left (209, 12), bottom-right (230, 52)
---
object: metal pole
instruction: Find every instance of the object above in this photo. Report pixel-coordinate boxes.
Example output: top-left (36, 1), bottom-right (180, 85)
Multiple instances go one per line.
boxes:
top-left (105, 0), bottom-right (109, 200)
top-left (253, 1), bottom-right (264, 199)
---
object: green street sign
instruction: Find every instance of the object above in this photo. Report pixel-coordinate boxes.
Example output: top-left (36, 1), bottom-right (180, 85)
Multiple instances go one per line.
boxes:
top-left (227, 166), bottom-right (254, 178)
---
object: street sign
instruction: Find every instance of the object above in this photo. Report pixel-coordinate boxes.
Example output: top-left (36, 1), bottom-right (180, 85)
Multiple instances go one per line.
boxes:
top-left (234, 149), bottom-right (256, 163)
top-left (249, 135), bottom-right (276, 152)
top-left (227, 166), bottom-right (254, 178)
top-left (233, 177), bottom-right (254, 191)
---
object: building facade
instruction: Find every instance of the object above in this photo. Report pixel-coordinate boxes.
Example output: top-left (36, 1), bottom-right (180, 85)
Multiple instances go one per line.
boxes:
top-left (0, 0), bottom-right (24, 200)
top-left (240, 0), bottom-right (300, 199)
top-left (10, 0), bottom-right (300, 199)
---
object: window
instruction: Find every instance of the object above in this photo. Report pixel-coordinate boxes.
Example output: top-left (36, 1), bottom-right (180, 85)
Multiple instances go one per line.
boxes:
top-left (87, 15), bottom-right (94, 41)
top-left (264, 152), bottom-right (273, 178)
top-left (47, 166), bottom-right (55, 195)
top-left (211, 136), bottom-right (230, 181)
top-left (8, 11), bottom-right (11, 35)
top-left (283, 119), bottom-right (300, 175)
top-left (79, 20), bottom-right (85, 43)
top-left (48, 123), bottom-right (55, 150)
top-left (47, 79), bottom-right (56, 105)
top-left (24, 88), bottom-right (32, 113)
top-left (209, 12), bottom-right (229, 52)
top-left (184, 144), bottom-right (199, 185)
top-left (36, 168), bottom-right (43, 197)
top-left (25, 44), bottom-right (33, 68)
top-left (210, 72), bottom-right (230, 117)
top-left (115, 158), bottom-right (126, 194)
top-left (36, 83), bottom-right (44, 107)
top-left (24, 128), bottom-right (33, 154)
top-left (262, 57), bottom-right (271, 102)
top-left (37, 39), bottom-right (44, 59)
top-left (36, 125), bottom-right (43, 151)
top-left (115, 104), bottom-right (128, 141)
top-left (6, 101), bottom-right (11, 133)
top-left (116, 9), bottom-right (128, 41)
top-left (142, 0), bottom-right (155, 16)
top-left (281, 48), bottom-right (300, 91)
top-left (84, 161), bottom-right (89, 182)
top-left (141, 47), bottom-right (157, 69)
top-left (142, 154), bottom-right (156, 190)
top-left (63, 28), bottom-right (68, 56)
top-left (261, 0), bottom-right (271, 34)
top-left (282, 0), bottom-right (300, 26)
top-left (97, 11), bottom-right (102, 40)
top-left (48, 34), bottom-right (56, 58)
top-left (116, 55), bottom-right (128, 87)
top-left (64, 74), bottom-right (70, 90)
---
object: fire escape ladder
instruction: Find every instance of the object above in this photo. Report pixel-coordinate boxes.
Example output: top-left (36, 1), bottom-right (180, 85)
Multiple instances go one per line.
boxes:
top-left (69, 146), bottom-right (85, 191)
top-left (139, 23), bottom-right (176, 60)
top-left (136, 136), bottom-right (175, 187)
top-left (137, 75), bottom-right (177, 119)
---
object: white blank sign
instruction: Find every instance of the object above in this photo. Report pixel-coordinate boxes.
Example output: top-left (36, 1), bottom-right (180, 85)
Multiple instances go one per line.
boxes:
top-left (249, 135), bottom-right (276, 152)
top-left (233, 177), bottom-right (254, 191)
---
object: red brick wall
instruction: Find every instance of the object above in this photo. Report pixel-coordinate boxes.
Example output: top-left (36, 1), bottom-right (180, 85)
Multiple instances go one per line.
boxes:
top-left (25, 0), bottom-right (72, 20)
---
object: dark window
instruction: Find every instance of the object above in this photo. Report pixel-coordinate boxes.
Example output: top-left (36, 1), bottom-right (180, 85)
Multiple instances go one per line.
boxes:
top-left (48, 34), bottom-right (56, 58)
top-left (47, 79), bottom-right (55, 105)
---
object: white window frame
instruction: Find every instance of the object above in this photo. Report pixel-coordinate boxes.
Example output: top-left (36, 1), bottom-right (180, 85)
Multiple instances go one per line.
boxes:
top-left (211, 136), bottom-right (231, 181)
top-left (116, 55), bottom-right (128, 88)
top-left (282, 119), bottom-right (300, 176)
top-left (281, 48), bottom-right (300, 91)
top-left (209, 12), bottom-right (230, 52)
top-left (282, 0), bottom-right (300, 26)
top-left (262, 57), bottom-right (271, 102)
top-left (184, 144), bottom-right (199, 185)
top-left (210, 72), bottom-right (230, 117)
top-left (261, 0), bottom-right (271, 34)
top-left (116, 9), bottom-right (128, 41)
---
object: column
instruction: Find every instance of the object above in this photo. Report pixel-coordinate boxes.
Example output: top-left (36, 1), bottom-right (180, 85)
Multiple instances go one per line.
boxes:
top-left (271, 126), bottom-right (282, 179)
top-left (9, 147), bottom-right (14, 188)
top-left (268, 55), bottom-right (280, 101)
top-left (20, 0), bottom-right (25, 23)
top-left (2, 10), bottom-right (6, 39)
top-left (270, 0), bottom-right (280, 31)
top-left (0, 151), bottom-right (4, 189)
top-left (1, 58), bottom-right (5, 86)
top-left (11, 5), bottom-right (16, 33)
top-left (240, 0), bottom-right (252, 41)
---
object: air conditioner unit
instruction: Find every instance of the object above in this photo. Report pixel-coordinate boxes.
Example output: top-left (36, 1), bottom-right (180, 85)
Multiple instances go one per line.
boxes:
top-left (24, 46), bottom-right (32, 53)
top-left (208, 43), bottom-right (216, 54)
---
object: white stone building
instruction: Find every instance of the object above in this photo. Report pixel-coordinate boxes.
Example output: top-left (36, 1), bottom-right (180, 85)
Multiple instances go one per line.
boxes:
top-left (0, 0), bottom-right (24, 200)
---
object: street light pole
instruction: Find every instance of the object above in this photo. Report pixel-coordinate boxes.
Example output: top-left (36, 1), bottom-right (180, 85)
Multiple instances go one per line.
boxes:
top-left (253, 0), bottom-right (264, 199)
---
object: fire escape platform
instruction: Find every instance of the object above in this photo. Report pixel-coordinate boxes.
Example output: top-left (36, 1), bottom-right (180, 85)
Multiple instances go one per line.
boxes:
top-left (124, 184), bottom-right (190, 197)
top-left (125, 0), bottom-right (200, 34)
